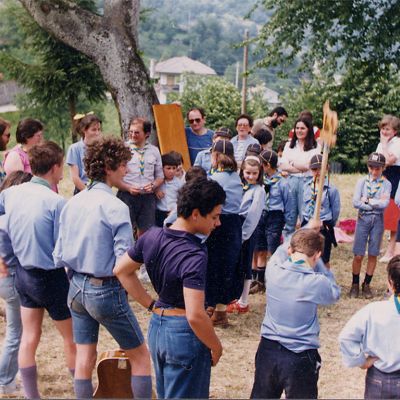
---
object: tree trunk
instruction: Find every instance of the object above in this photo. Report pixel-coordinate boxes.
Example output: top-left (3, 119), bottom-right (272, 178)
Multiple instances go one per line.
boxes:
top-left (19, 0), bottom-right (159, 139)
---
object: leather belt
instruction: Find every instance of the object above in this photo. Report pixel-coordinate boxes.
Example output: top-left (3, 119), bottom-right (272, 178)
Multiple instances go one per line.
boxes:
top-left (153, 307), bottom-right (186, 317)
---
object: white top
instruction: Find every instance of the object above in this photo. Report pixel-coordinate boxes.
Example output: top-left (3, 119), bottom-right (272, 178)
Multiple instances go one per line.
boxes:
top-left (376, 136), bottom-right (400, 166)
top-left (281, 141), bottom-right (321, 177)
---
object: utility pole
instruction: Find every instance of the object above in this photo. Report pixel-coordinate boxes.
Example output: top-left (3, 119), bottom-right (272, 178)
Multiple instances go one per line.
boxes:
top-left (235, 61), bottom-right (240, 88)
top-left (241, 30), bottom-right (249, 114)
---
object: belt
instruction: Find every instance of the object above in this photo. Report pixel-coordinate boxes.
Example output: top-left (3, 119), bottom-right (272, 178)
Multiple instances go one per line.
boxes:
top-left (75, 273), bottom-right (118, 286)
top-left (153, 307), bottom-right (186, 317)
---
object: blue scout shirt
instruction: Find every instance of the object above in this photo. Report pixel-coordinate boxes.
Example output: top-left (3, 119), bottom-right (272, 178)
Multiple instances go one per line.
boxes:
top-left (210, 170), bottom-right (242, 214)
top-left (0, 215), bottom-right (20, 271)
top-left (0, 178), bottom-right (66, 270)
top-left (264, 172), bottom-right (295, 224)
top-left (66, 139), bottom-right (88, 184)
top-left (261, 255), bottom-right (341, 352)
top-left (339, 298), bottom-right (400, 373)
top-left (193, 148), bottom-right (212, 173)
top-left (156, 176), bottom-right (183, 212)
top-left (239, 184), bottom-right (265, 242)
top-left (54, 181), bottom-right (134, 277)
top-left (302, 178), bottom-right (341, 224)
top-left (185, 128), bottom-right (214, 165)
top-left (353, 175), bottom-right (391, 212)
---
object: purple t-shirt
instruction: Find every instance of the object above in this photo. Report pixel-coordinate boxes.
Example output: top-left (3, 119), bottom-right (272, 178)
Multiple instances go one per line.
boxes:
top-left (128, 227), bottom-right (207, 309)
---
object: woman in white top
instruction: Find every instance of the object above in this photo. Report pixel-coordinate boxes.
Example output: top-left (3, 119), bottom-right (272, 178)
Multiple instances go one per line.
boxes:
top-left (376, 115), bottom-right (400, 262)
top-left (279, 117), bottom-right (321, 234)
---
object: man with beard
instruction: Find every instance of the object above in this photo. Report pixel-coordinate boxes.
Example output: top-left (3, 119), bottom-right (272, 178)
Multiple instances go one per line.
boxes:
top-left (252, 107), bottom-right (288, 150)
top-left (0, 118), bottom-right (11, 183)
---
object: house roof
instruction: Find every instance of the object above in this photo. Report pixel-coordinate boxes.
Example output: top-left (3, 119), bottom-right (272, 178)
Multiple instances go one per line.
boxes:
top-left (155, 56), bottom-right (216, 75)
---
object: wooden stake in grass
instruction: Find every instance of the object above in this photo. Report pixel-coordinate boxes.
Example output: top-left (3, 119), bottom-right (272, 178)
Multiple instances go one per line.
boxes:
top-left (312, 101), bottom-right (338, 224)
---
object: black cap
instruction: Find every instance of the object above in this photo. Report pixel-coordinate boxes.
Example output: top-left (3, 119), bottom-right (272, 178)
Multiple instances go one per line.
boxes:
top-left (259, 150), bottom-right (278, 167)
top-left (310, 154), bottom-right (323, 169)
top-left (367, 152), bottom-right (386, 168)
top-left (246, 143), bottom-right (262, 155)
top-left (214, 127), bottom-right (232, 139)
top-left (212, 139), bottom-right (234, 157)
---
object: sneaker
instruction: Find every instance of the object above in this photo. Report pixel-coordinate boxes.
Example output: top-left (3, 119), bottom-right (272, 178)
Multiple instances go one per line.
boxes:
top-left (379, 255), bottom-right (393, 263)
top-left (349, 283), bottom-right (359, 298)
top-left (362, 283), bottom-right (374, 299)
top-left (0, 379), bottom-right (21, 396)
top-left (226, 300), bottom-right (249, 314)
top-left (211, 311), bottom-right (229, 328)
top-left (249, 281), bottom-right (266, 295)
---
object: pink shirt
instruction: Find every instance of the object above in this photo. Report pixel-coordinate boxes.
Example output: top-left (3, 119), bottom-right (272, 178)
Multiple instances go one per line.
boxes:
top-left (4, 145), bottom-right (32, 173)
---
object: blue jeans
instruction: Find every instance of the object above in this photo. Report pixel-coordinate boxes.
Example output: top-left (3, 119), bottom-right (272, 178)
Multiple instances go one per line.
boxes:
top-left (283, 175), bottom-right (305, 237)
top-left (365, 366), bottom-right (400, 399)
top-left (0, 268), bottom-right (22, 386)
top-left (353, 212), bottom-right (384, 256)
top-left (148, 313), bottom-right (211, 399)
top-left (68, 273), bottom-right (144, 349)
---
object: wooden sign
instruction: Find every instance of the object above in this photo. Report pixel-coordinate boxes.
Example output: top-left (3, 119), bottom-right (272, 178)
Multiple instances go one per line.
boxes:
top-left (153, 104), bottom-right (191, 171)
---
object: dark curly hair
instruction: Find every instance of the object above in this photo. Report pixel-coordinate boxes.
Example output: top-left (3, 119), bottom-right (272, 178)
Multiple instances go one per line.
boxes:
top-left (84, 137), bottom-right (131, 182)
top-left (177, 178), bottom-right (226, 218)
top-left (387, 255), bottom-right (400, 295)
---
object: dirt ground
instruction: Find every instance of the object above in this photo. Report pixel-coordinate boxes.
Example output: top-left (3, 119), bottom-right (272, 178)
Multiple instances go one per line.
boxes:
top-left (0, 173), bottom-right (391, 398)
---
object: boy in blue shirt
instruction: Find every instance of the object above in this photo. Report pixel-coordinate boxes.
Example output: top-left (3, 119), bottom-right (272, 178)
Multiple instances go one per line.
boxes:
top-left (0, 141), bottom-right (75, 399)
top-left (350, 152), bottom-right (391, 299)
top-left (251, 228), bottom-right (340, 399)
top-left (54, 137), bottom-right (152, 399)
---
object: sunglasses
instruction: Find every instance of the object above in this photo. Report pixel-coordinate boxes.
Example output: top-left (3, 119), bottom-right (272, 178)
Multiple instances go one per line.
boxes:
top-left (189, 118), bottom-right (202, 124)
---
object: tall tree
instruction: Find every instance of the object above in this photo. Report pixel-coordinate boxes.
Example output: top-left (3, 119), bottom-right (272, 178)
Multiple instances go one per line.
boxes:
top-left (0, 0), bottom-right (107, 143)
top-left (18, 0), bottom-right (158, 137)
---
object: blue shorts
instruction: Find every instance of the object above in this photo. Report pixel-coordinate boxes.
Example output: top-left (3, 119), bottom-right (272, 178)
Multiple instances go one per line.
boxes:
top-left (68, 273), bottom-right (144, 349)
top-left (255, 210), bottom-right (285, 254)
top-left (353, 212), bottom-right (384, 257)
top-left (15, 266), bottom-right (71, 321)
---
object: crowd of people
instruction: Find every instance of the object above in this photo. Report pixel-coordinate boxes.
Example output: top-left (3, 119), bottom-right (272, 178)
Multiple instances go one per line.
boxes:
top-left (0, 107), bottom-right (399, 399)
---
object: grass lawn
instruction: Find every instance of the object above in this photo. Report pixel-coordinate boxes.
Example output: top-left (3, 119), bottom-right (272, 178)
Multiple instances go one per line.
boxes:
top-left (0, 172), bottom-right (391, 398)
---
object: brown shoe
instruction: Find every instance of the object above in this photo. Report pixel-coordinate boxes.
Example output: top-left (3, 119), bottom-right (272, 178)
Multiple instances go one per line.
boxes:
top-left (349, 283), bottom-right (359, 298)
top-left (362, 283), bottom-right (373, 299)
top-left (206, 306), bottom-right (215, 318)
top-left (211, 311), bottom-right (229, 328)
top-left (249, 281), bottom-right (266, 295)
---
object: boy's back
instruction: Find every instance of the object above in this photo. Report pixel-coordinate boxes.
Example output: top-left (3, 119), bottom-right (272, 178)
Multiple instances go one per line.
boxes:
top-left (0, 181), bottom-right (65, 269)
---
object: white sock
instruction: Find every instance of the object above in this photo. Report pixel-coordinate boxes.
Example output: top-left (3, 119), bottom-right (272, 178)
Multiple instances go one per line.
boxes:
top-left (238, 279), bottom-right (251, 307)
top-left (215, 303), bottom-right (226, 312)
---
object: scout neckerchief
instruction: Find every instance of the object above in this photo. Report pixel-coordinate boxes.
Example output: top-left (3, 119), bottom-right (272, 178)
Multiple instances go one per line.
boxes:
top-left (394, 294), bottom-right (400, 314)
top-left (129, 141), bottom-right (147, 176)
top-left (288, 252), bottom-right (311, 269)
top-left (242, 182), bottom-right (255, 192)
top-left (264, 172), bottom-right (282, 210)
top-left (366, 174), bottom-right (384, 199)
top-left (31, 176), bottom-right (52, 189)
top-left (210, 167), bottom-right (234, 175)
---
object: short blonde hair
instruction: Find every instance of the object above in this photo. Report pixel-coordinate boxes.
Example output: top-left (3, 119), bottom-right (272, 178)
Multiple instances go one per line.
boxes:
top-left (290, 229), bottom-right (324, 257)
top-left (378, 115), bottom-right (400, 133)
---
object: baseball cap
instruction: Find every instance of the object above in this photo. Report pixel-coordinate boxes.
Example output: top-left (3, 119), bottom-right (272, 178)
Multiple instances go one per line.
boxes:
top-left (212, 139), bottom-right (234, 157)
top-left (367, 152), bottom-right (386, 168)
top-left (259, 150), bottom-right (278, 166)
top-left (246, 143), bottom-right (262, 155)
top-left (214, 127), bottom-right (232, 139)
top-left (310, 154), bottom-right (323, 169)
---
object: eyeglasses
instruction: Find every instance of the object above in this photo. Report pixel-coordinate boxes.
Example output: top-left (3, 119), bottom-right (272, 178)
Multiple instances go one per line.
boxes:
top-left (237, 123), bottom-right (250, 127)
top-left (189, 118), bottom-right (202, 124)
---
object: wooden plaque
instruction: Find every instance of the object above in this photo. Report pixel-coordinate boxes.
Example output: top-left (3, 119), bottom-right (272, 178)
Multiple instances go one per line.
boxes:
top-left (153, 104), bottom-right (191, 170)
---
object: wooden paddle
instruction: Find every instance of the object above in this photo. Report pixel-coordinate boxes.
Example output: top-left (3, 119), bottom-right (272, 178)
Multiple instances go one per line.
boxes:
top-left (312, 101), bottom-right (338, 223)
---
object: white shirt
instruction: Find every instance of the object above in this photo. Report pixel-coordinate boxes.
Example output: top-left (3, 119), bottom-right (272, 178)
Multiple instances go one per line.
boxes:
top-left (281, 141), bottom-right (321, 177)
top-left (376, 136), bottom-right (400, 166)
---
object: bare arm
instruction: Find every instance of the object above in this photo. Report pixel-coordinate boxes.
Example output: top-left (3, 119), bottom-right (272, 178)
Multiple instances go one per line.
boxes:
top-left (3, 152), bottom-right (23, 174)
top-left (69, 165), bottom-right (86, 191)
top-left (183, 287), bottom-right (223, 366)
top-left (113, 252), bottom-right (154, 309)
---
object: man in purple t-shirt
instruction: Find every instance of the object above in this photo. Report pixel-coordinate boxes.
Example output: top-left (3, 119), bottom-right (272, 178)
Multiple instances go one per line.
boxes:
top-left (115, 178), bottom-right (226, 399)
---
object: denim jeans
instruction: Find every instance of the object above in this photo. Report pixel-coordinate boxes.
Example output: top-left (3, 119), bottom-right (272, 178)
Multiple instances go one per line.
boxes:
top-left (353, 212), bottom-right (384, 256)
top-left (283, 175), bottom-right (305, 237)
top-left (251, 337), bottom-right (321, 399)
top-left (68, 273), bottom-right (144, 349)
top-left (365, 366), bottom-right (400, 399)
top-left (148, 313), bottom-right (211, 399)
top-left (0, 267), bottom-right (22, 386)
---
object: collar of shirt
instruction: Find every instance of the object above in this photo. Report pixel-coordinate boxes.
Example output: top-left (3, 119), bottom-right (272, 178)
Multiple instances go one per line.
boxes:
top-left (31, 176), bottom-right (52, 189)
top-left (283, 254), bottom-right (314, 273)
top-left (87, 181), bottom-right (113, 194)
top-left (164, 226), bottom-right (204, 246)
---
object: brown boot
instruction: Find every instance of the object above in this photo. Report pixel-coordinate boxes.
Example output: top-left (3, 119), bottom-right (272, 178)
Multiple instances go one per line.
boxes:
top-left (206, 306), bottom-right (215, 318)
top-left (211, 311), bottom-right (229, 328)
top-left (349, 283), bottom-right (359, 298)
top-left (362, 283), bottom-right (373, 299)
top-left (249, 281), bottom-right (266, 295)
